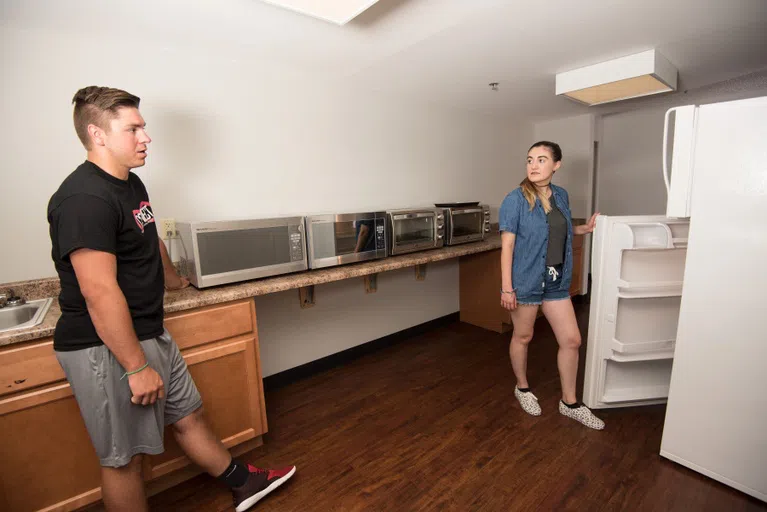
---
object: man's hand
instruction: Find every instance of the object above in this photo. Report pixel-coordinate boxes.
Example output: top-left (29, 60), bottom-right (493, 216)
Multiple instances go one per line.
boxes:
top-left (159, 236), bottom-right (190, 290)
top-left (128, 366), bottom-right (165, 405)
top-left (165, 275), bottom-right (190, 291)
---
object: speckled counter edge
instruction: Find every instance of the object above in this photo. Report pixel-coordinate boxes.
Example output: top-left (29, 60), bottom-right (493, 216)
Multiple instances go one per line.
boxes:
top-left (1, 236), bottom-right (502, 347)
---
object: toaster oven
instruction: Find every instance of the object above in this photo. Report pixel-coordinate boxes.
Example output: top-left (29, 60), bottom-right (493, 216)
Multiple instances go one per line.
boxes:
top-left (438, 203), bottom-right (491, 245)
top-left (386, 208), bottom-right (445, 255)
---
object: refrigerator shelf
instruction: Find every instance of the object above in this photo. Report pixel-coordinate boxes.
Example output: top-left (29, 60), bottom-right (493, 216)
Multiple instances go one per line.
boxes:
top-left (602, 384), bottom-right (670, 404)
top-left (617, 290), bottom-right (682, 299)
top-left (617, 279), bottom-right (683, 298)
top-left (617, 279), bottom-right (683, 291)
top-left (610, 351), bottom-right (674, 362)
top-left (611, 338), bottom-right (675, 354)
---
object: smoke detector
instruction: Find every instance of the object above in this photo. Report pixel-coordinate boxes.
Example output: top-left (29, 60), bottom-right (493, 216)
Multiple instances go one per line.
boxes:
top-left (489, 82), bottom-right (499, 91)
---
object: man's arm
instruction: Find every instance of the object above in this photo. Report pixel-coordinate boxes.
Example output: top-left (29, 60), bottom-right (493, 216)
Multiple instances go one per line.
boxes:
top-left (70, 248), bottom-right (164, 405)
top-left (159, 237), bottom-right (189, 290)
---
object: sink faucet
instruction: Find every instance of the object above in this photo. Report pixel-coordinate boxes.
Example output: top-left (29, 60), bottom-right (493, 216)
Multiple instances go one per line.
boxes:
top-left (0, 290), bottom-right (25, 308)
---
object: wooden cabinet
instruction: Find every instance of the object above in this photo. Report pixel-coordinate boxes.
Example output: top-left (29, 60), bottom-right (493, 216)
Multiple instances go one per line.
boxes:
top-left (569, 234), bottom-right (584, 296)
top-left (459, 248), bottom-right (512, 333)
top-left (0, 383), bottom-right (102, 512)
top-left (0, 298), bottom-right (267, 512)
top-left (145, 336), bottom-right (267, 481)
top-left (459, 235), bottom-right (585, 333)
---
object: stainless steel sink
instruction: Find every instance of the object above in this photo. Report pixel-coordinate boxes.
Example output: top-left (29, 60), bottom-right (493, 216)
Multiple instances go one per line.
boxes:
top-left (0, 298), bottom-right (53, 333)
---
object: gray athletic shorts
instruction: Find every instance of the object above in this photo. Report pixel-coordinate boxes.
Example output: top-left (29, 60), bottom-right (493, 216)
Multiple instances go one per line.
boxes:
top-left (56, 328), bottom-right (202, 468)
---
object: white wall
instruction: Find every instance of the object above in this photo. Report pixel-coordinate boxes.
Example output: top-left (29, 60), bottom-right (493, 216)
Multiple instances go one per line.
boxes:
top-left (595, 69), bottom-right (767, 216)
top-left (0, 24), bottom-right (531, 375)
top-left (597, 110), bottom-right (669, 215)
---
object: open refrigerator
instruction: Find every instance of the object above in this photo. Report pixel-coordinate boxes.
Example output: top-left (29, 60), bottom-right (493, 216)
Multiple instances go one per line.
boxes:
top-left (584, 96), bottom-right (767, 501)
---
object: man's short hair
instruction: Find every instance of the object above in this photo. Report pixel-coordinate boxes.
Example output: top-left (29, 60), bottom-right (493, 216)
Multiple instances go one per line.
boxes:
top-left (72, 86), bottom-right (140, 150)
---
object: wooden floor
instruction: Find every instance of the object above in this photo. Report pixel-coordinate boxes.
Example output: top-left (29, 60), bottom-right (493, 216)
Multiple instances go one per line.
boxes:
top-left (150, 302), bottom-right (766, 511)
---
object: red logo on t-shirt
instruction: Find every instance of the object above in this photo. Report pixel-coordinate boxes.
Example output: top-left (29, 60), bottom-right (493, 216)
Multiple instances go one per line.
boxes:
top-left (133, 201), bottom-right (155, 233)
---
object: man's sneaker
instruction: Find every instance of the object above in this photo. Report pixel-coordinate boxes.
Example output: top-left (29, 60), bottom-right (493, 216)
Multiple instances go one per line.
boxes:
top-left (514, 386), bottom-right (542, 416)
top-left (559, 401), bottom-right (605, 430)
top-left (232, 464), bottom-right (296, 512)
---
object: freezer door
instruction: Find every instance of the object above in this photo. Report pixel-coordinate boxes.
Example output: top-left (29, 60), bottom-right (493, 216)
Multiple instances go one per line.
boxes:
top-left (660, 95), bottom-right (767, 501)
top-left (583, 215), bottom-right (690, 409)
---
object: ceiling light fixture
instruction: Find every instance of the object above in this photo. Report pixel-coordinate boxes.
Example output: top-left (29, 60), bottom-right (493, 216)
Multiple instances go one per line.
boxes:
top-left (258, 0), bottom-right (381, 25)
top-left (555, 49), bottom-right (677, 106)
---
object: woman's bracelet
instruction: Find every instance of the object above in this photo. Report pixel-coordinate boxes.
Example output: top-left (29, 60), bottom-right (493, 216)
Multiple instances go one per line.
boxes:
top-left (121, 362), bottom-right (149, 380)
top-left (501, 289), bottom-right (516, 295)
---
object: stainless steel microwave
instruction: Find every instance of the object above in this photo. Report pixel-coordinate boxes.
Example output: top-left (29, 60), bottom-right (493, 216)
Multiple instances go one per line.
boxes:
top-left (176, 217), bottom-right (307, 288)
top-left (438, 203), bottom-right (491, 245)
top-left (386, 208), bottom-right (445, 256)
top-left (305, 212), bottom-right (388, 269)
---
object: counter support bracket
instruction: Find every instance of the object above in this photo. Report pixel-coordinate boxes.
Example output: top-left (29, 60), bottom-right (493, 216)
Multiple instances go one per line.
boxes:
top-left (299, 286), bottom-right (315, 308)
top-left (415, 264), bottom-right (427, 281)
top-left (364, 274), bottom-right (378, 294)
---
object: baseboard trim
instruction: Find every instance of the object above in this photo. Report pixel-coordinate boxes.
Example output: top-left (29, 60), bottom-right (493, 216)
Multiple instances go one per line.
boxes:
top-left (263, 312), bottom-right (460, 391)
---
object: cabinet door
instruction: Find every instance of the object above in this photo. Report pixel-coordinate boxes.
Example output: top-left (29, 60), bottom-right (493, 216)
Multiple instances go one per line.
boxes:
top-left (145, 336), bottom-right (267, 480)
top-left (0, 384), bottom-right (102, 512)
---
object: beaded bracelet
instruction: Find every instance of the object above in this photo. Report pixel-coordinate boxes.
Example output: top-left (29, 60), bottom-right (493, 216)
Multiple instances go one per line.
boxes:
top-left (121, 362), bottom-right (149, 380)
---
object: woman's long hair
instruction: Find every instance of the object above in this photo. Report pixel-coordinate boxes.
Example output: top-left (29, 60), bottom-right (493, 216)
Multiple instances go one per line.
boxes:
top-left (520, 141), bottom-right (562, 213)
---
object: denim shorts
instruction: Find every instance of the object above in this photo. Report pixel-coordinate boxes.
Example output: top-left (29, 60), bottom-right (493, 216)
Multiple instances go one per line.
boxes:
top-left (517, 264), bottom-right (571, 305)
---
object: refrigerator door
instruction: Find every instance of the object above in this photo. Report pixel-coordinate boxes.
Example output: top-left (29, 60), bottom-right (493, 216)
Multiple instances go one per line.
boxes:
top-left (583, 215), bottom-right (690, 409)
top-left (663, 105), bottom-right (697, 218)
top-left (660, 96), bottom-right (767, 501)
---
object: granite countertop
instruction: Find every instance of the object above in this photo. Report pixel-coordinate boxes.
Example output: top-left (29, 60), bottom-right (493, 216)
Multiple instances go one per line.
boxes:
top-left (0, 235), bottom-right (502, 347)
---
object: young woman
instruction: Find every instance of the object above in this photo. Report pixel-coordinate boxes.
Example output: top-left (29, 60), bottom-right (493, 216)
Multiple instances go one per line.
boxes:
top-left (498, 141), bottom-right (604, 430)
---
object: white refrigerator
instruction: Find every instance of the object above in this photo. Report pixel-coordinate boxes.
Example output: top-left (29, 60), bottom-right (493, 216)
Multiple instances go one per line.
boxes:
top-left (583, 95), bottom-right (767, 502)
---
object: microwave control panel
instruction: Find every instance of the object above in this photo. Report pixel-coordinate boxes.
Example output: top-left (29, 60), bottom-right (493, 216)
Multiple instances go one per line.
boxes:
top-left (289, 227), bottom-right (304, 261)
top-left (374, 218), bottom-right (386, 250)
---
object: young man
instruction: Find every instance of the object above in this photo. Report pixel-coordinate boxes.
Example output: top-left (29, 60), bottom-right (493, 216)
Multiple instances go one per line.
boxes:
top-left (47, 86), bottom-right (296, 512)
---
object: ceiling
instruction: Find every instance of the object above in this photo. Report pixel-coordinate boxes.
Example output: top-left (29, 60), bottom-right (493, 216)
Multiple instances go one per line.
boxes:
top-left (3, 0), bottom-right (766, 121)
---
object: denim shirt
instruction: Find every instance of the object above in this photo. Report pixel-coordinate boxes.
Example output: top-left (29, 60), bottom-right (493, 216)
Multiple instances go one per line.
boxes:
top-left (499, 184), bottom-right (573, 299)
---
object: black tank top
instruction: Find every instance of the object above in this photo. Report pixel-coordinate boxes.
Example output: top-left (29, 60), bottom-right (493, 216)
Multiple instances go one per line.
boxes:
top-left (546, 196), bottom-right (567, 266)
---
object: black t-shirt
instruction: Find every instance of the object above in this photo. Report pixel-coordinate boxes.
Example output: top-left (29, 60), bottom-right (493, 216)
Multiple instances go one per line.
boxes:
top-left (47, 160), bottom-right (165, 351)
top-left (546, 196), bottom-right (568, 267)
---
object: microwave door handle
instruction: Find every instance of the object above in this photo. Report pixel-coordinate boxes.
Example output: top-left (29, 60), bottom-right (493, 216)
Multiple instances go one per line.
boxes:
top-left (662, 107), bottom-right (678, 195)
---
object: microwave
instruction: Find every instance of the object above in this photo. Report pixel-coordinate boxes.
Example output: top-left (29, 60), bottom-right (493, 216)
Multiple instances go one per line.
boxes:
top-left (176, 217), bottom-right (307, 288)
top-left (386, 208), bottom-right (445, 256)
top-left (305, 212), bottom-right (388, 269)
top-left (438, 203), bottom-right (491, 245)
